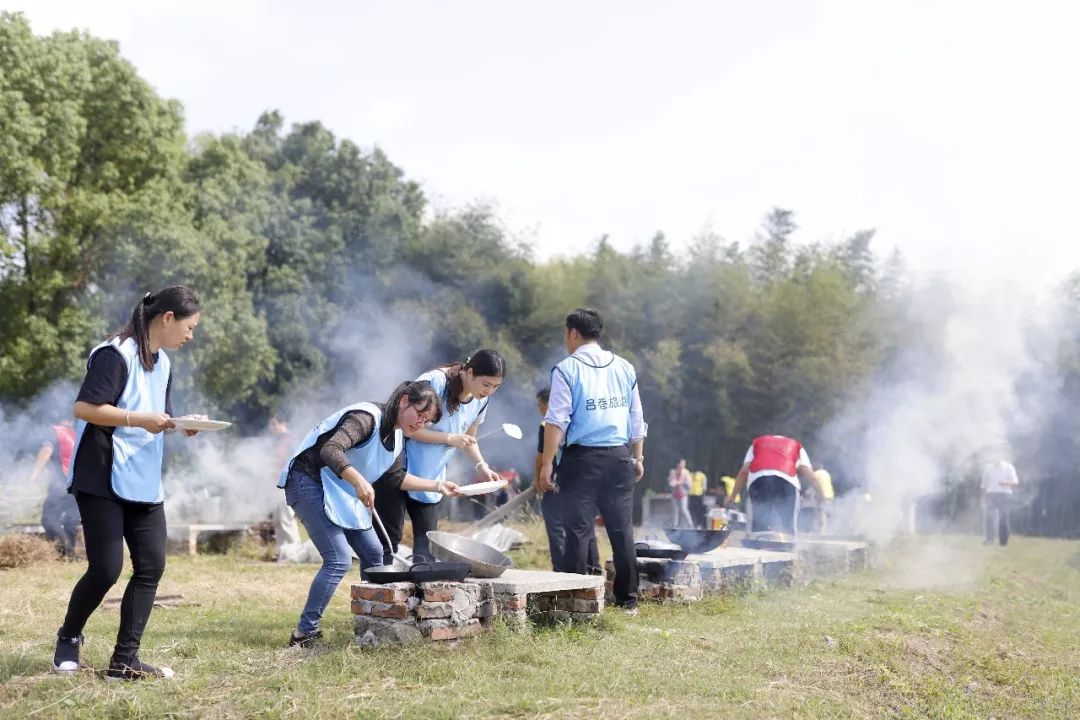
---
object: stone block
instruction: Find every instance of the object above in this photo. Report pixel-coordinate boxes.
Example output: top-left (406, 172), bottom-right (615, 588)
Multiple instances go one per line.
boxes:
top-left (354, 615), bottom-right (422, 647)
top-left (416, 601), bottom-right (453, 619)
top-left (474, 600), bottom-right (494, 618)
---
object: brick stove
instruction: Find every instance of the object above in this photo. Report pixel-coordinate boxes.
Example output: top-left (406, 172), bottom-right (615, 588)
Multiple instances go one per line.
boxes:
top-left (351, 569), bottom-right (606, 646)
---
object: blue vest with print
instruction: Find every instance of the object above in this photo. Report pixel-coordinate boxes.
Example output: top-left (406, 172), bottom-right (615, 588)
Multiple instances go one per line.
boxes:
top-left (554, 350), bottom-right (636, 448)
top-left (405, 369), bottom-right (489, 503)
top-left (67, 337), bottom-right (171, 503)
top-left (278, 402), bottom-right (401, 530)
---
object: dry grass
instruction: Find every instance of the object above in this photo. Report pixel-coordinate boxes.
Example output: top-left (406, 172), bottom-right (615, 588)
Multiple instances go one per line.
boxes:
top-left (0, 532), bottom-right (1077, 719)
top-left (0, 533), bottom-right (58, 570)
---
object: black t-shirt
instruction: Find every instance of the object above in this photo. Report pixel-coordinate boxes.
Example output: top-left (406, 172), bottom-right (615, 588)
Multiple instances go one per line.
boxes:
top-left (70, 346), bottom-right (172, 501)
top-left (536, 421), bottom-right (544, 455)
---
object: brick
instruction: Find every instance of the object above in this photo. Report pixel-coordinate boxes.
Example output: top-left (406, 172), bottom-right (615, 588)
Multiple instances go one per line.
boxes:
top-left (568, 598), bottom-right (602, 613)
top-left (466, 580), bottom-right (495, 602)
top-left (369, 601), bottom-right (410, 620)
top-left (501, 593), bottom-right (527, 611)
top-left (474, 600), bottom-right (494, 618)
top-left (422, 588), bottom-right (455, 603)
top-left (531, 595), bottom-right (555, 612)
top-left (351, 599), bottom-right (373, 615)
top-left (416, 601), bottom-right (453, 620)
top-left (419, 618), bottom-right (484, 641)
top-left (572, 587), bottom-right (604, 600)
top-left (352, 582), bottom-right (414, 604)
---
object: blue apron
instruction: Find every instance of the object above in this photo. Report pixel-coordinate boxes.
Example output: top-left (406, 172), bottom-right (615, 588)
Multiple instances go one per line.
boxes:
top-left (67, 337), bottom-right (171, 503)
top-left (279, 402), bottom-right (402, 530)
top-left (553, 350), bottom-right (636, 448)
top-left (405, 369), bottom-right (488, 503)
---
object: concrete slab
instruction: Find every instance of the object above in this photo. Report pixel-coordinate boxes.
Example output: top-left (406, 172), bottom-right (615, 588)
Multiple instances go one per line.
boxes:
top-left (693, 546), bottom-right (796, 566)
top-left (467, 568), bottom-right (604, 595)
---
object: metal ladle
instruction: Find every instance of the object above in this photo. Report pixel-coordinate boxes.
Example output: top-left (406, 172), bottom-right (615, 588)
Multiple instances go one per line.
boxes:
top-left (476, 423), bottom-right (524, 441)
top-left (370, 506), bottom-right (412, 567)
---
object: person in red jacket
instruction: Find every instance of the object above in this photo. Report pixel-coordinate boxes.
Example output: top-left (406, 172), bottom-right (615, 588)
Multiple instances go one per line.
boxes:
top-left (725, 435), bottom-right (826, 535)
top-left (30, 419), bottom-right (81, 557)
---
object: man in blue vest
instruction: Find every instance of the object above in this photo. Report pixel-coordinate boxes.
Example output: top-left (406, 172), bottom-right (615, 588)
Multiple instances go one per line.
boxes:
top-left (538, 308), bottom-right (647, 612)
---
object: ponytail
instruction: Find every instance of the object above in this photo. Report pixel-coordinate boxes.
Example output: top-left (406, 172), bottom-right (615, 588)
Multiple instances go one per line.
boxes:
top-left (441, 348), bottom-right (506, 414)
top-left (109, 285), bottom-right (202, 371)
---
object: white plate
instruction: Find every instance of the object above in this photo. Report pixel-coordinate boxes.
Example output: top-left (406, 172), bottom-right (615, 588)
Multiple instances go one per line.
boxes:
top-left (456, 480), bottom-right (508, 496)
top-left (171, 418), bottom-right (232, 431)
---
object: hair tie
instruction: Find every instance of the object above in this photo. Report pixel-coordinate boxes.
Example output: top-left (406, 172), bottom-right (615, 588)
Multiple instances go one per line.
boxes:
top-left (463, 356), bottom-right (471, 367)
top-left (142, 292), bottom-right (154, 305)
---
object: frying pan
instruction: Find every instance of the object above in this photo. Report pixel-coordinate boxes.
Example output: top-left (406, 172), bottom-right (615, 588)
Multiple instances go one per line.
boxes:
top-left (635, 540), bottom-right (688, 560)
top-left (364, 507), bottom-right (471, 584)
top-left (740, 531), bottom-right (796, 552)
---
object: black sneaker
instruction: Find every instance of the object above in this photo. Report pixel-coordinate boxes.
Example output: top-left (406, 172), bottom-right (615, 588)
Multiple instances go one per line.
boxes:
top-left (105, 657), bottom-right (175, 681)
top-left (288, 629), bottom-right (323, 648)
top-left (52, 631), bottom-right (84, 675)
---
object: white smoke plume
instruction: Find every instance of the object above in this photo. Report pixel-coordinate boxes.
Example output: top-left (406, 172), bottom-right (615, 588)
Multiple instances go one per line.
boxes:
top-left (818, 272), bottom-right (1060, 551)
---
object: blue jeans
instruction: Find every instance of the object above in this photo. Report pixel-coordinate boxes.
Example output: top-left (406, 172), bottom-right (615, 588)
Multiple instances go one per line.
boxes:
top-left (284, 469), bottom-right (384, 636)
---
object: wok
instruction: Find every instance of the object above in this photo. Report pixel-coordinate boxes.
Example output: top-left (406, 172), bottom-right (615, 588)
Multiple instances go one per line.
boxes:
top-left (364, 561), bottom-right (472, 584)
top-left (427, 531), bottom-right (513, 578)
top-left (364, 506), bottom-right (471, 584)
top-left (663, 526), bottom-right (732, 554)
top-left (740, 531), bottom-right (796, 552)
top-left (634, 540), bottom-right (688, 560)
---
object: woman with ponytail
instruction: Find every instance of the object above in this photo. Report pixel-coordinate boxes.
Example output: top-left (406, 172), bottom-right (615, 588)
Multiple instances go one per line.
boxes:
top-left (54, 286), bottom-right (203, 681)
top-left (278, 381), bottom-right (461, 648)
top-left (374, 350), bottom-right (506, 563)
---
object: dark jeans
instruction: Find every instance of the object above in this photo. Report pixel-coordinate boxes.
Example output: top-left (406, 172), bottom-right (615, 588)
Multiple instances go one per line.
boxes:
top-left (557, 445), bottom-right (638, 607)
top-left (984, 492), bottom-right (1011, 545)
top-left (688, 494), bottom-right (707, 529)
top-left (748, 476), bottom-right (798, 534)
top-left (41, 487), bottom-right (81, 556)
top-left (541, 488), bottom-right (600, 573)
top-left (373, 483), bottom-right (441, 563)
top-left (60, 492), bottom-right (166, 664)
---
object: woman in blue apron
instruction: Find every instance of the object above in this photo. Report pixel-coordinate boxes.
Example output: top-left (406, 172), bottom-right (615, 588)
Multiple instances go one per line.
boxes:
top-left (374, 350), bottom-right (506, 563)
top-left (279, 380), bottom-right (461, 647)
top-left (53, 286), bottom-right (203, 681)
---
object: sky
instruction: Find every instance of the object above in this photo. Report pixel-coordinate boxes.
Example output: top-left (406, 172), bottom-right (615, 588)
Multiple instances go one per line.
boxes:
top-left (9, 0), bottom-right (1080, 282)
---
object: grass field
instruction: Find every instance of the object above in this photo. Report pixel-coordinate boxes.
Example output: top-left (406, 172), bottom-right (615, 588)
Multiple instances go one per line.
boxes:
top-left (1, 525), bottom-right (1077, 719)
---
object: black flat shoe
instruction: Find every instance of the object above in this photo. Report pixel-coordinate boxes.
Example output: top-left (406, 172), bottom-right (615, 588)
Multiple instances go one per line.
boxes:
top-left (105, 656), bottom-right (175, 681)
top-left (288, 629), bottom-right (323, 648)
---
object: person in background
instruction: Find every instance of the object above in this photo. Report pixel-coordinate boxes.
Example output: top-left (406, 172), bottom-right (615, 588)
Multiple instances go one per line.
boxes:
top-left (54, 286), bottom-right (204, 680)
top-left (806, 467), bottom-right (835, 533)
top-left (538, 308), bottom-right (647, 612)
top-left (720, 474), bottom-right (740, 505)
top-left (268, 414), bottom-right (302, 556)
top-left (688, 469), bottom-right (708, 529)
top-left (278, 381), bottom-right (460, 647)
top-left (375, 350), bottom-right (504, 563)
top-left (981, 458), bottom-right (1019, 546)
top-left (726, 435), bottom-right (827, 535)
top-left (534, 387), bottom-right (600, 573)
top-left (667, 459), bottom-right (693, 528)
top-left (30, 418), bottom-right (80, 557)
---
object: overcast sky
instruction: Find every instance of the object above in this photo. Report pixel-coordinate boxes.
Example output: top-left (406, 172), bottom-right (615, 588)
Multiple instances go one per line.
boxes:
top-left (10, 0), bottom-right (1080, 283)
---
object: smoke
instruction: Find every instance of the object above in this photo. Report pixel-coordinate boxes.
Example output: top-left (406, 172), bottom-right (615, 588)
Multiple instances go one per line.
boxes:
top-left (0, 382), bottom-right (80, 524)
top-left (816, 271), bottom-right (1062, 558)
